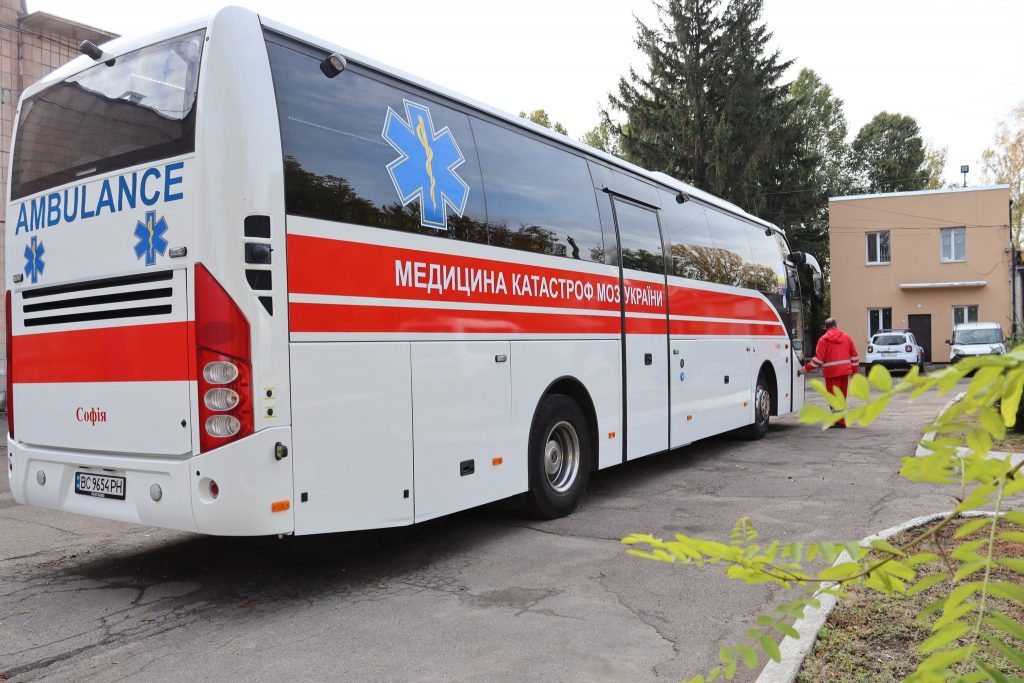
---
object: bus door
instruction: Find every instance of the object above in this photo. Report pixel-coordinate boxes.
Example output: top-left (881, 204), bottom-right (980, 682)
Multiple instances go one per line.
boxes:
top-left (609, 196), bottom-right (670, 461)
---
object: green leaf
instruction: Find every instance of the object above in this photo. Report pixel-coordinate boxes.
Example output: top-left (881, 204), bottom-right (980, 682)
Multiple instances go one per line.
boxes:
top-left (985, 610), bottom-right (1024, 642)
top-left (932, 601), bottom-right (976, 631)
top-left (758, 635), bottom-right (781, 663)
top-left (955, 517), bottom-right (993, 539)
top-left (736, 644), bottom-right (758, 669)
top-left (981, 407), bottom-right (1008, 439)
top-left (870, 539), bottom-right (904, 556)
top-left (998, 531), bottom-right (1024, 543)
top-left (907, 573), bottom-right (949, 596)
top-left (995, 557), bottom-right (1024, 576)
top-left (860, 395), bottom-right (891, 426)
top-left (917, 646), bottom-right (972, 672)
top-left (798, 404), bottom-right (832, 425)
top-left (1001, 368), bottom-right (1024, 426)
top-left (966, 428), bottom-right (993, 455)
top-left (1003, 511), bottom-right (1024, 526)
top-left (905, 552), bottom-right (942, 567)
top-left (848, 373), bottom-right (871, 401)
top-left (973, 659), bottom-right (1014, 683)
top-left (982, 633), bottom-right (1024, 669)
top-left (951, 539), bottom-right (989, 561)
top-left (771, 621), bottom-right (800, 639)
top-left (817, 562), bottom-right (862, 582)
top-left (917, 597), bottom-right (948, 623)
top-left (718, 646), bottom-right (734, 666)
top-left (868, 364), bottom-right (893, 392)
top-left (918, 621), bottom-right (972, 653)
top-left (990, 581), bottom-right (1024, 605)
top-left (953, 560), bottom-right (987, 582)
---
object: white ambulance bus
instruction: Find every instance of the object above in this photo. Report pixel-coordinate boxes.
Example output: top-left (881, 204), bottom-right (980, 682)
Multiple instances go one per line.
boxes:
top-left (5, 7), bottom-right (819, 536)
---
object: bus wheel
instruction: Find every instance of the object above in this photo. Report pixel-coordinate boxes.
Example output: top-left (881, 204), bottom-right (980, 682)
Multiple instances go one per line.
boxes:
top-left (739, 373), bottom-right (771, 440)
top-left (525, 394), bottom-right (591, 519)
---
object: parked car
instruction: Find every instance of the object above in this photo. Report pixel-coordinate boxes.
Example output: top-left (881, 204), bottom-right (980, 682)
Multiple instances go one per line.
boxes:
top-left (865, 329), bottom-right (924, 373)
top-left (947, 322), bottom-right (1006, 363)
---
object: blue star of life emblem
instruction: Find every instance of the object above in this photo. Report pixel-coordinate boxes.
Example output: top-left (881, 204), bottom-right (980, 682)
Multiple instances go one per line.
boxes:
top-left (382, 100), bottom-right (469, 230)
top-left (133, 210), bottom-right (169, 266)
top-left (24, 236), bottom-right (45, 284)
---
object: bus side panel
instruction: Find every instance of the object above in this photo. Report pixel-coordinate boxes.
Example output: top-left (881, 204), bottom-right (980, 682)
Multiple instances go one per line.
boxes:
top-left (510, 340), bottom-right (622, 471)
top-left (290, 342), bottom-right (414, 534)
top-left (695, 338), bottom-right (752, 433)
top-left (411, 341), bottom-right (514, 523)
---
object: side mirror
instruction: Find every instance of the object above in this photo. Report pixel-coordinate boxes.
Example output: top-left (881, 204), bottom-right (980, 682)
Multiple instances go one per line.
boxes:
top-left (812, 273), bottom-right (824, 297)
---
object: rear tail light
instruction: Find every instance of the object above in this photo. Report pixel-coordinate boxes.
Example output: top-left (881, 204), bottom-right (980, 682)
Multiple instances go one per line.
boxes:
top-left (5, 291), bottom-right (12, 439)
top-left (905, 345), bottom-right (912, 352)
top-left (195, 264), bottom-right (253, 453)
top-left (867, 345), bottom-right (874, 353)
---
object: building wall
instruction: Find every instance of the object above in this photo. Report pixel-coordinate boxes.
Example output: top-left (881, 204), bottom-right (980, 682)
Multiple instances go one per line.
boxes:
top-left (829, 186), bottom-right (1012, 362)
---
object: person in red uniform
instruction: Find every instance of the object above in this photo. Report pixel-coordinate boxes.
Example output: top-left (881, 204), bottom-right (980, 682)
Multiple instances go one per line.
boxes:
top-left (803, 318), bottom-right (860, 428)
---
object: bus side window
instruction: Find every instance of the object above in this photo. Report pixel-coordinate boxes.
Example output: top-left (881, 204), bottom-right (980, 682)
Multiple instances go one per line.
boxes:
top-left (613, 198), bottom-right (665, 275)
top-left (706, 210), bottom-right (754, 288)
top-left (660, 191), bottom-right (714, 281)
top-left (265, 39), bottom-right (489, 243)
top-left (746, 225), bottom-right (785, 295)
top-left (471, 119), bottom-right (604, 261)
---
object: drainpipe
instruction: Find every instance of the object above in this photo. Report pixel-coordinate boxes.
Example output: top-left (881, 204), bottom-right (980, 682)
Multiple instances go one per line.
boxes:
top-left (1012, 198), bottom-right (1018, 339)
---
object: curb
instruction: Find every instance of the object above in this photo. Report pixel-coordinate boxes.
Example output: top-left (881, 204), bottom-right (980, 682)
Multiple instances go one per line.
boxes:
top-left (755, 510), bottom-right (994, 683)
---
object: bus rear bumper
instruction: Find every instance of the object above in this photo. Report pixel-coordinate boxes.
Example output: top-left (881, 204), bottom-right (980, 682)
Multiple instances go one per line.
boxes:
top-left (8, 437), bottom-right (201, 533)
top-left (7, 427), bottom-right (294, 536)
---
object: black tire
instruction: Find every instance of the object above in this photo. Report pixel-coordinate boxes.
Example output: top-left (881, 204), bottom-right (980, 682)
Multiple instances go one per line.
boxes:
top-left (918, 361), bottom-right (925, 373)
top-left (525, 394), bottom-right (592, 519)
top-left (738, 372), bottom-right (770, 440)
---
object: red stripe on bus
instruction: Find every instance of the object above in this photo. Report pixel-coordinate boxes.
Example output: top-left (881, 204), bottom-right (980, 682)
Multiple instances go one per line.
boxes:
top-left (286, 234), bottom-right (781, 322)
top-left (290, 303), bottom-right (622, 335)
top-left (669, 320), bottom-right (784, 336)
top-left (12, 322), bottom-right (194, 383)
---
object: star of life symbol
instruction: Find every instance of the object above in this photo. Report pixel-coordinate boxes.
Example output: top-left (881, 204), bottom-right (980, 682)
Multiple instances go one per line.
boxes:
top-left (382, 100), bottom-right (469, 230)
top-left (24, 236), bottom-right (44, 284)
top-left (134, 210), bottom-right (169, 266)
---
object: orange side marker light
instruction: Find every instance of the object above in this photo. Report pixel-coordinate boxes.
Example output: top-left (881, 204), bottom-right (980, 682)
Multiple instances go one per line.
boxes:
top-left (492, 457), bottom-right (503, 466)
top-left (608, 432), bottom-right (616, 439)
top-left (271, 500), bottom-right (291, 513)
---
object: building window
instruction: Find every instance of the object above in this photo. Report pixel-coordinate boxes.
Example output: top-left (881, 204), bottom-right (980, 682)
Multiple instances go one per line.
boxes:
top-left (868, 308), bottom-right (893, 336)
top-left (952, 305), bottom-right (979, 326)
top-left (866, 231), bottom-right (891, 264)
top-left (941, 227), bottom-right (966, 262)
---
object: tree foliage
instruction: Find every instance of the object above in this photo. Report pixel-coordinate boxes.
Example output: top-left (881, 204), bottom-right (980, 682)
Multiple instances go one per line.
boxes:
top-left (849, 111), bottom-right (930, 193)
top-left (608, 0), bottom-right (813, 221)
top-left (982, 104), bottom-right (1024, 244)
top-left (625, 357), bottom-right (1024, 682)
top-left (580, 120), bottom-right (621, 155)
top-left (518, 109), bottom-right (568, 136)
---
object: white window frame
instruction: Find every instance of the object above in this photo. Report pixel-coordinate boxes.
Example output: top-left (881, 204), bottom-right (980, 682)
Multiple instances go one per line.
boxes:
top-left (952, 305), bottom-right (979, 327)
top-left (940, 227), bottom-right (966, 262)
top-left (866, 231), bottom-right (891, 265)
top-left (868, 307), bottom-right (892, 337)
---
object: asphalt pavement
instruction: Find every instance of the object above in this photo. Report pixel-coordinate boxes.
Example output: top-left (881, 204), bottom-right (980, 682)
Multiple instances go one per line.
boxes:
top-left (0, 379), bottom-right (961, 682)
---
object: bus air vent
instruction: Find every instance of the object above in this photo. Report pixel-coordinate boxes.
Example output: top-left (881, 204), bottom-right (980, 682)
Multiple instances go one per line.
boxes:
top-left (21, 271), bottom-right (174, 328)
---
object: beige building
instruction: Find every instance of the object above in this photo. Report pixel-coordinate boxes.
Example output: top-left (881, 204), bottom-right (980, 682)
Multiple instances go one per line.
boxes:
top-left (0, 0), bottom-right (115, 385)
top-left (829, 185), bottom-right (1014, 363)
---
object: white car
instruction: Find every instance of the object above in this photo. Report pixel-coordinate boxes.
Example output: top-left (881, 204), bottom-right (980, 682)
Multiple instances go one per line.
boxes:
top-left (865, 330), bottom-right (924, 373)
top-left (948, 322), bottom-right (1006, 363)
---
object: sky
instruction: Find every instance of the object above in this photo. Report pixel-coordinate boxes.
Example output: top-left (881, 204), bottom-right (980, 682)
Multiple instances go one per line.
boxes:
top-left (25, 0), bottom-right (1024, 187)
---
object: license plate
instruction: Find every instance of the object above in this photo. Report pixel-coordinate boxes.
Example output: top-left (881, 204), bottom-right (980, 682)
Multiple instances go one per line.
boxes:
top-left (74, 472), bottom-right (126, 500)
top-left (881, 350), bottom-right (896, 354)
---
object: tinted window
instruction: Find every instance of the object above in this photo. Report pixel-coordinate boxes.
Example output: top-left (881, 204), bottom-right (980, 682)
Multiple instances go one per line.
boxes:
top-left (873, 334), bottom-right (908, 345)
top-left (11, 30), bottom-right (204, 199)
top-left (472, 119), bottom-right (603, 260)
top-left (746, 226), bottom-right (784, 294)
top-left (266, 38), bottom-right (488, 243)
top-left (661, 193), bottom-right (717, 281)
top-left (613, 199), bottom-right (664, 274)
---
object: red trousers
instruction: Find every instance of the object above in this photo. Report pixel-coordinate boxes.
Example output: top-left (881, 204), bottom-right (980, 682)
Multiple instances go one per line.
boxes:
top-left (825, 374), bottom-right (851, 426)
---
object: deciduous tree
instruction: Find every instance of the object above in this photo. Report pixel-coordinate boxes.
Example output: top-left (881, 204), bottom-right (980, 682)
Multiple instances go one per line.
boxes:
top-left (849, 112), bottom-right (929, 193)
top-left (518, 109), bottom-right (568, 136)
top-left (982, 104), bottom-right (1024, 243)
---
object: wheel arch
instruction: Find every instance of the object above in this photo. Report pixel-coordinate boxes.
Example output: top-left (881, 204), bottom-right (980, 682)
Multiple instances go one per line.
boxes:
top-left (759, 361), bottom-right (779, 416)
top-left (535, 376), bottom-right (599, 471)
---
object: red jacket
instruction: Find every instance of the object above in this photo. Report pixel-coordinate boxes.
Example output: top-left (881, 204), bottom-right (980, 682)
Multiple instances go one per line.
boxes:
top-left (804, 327), bottom-right (860, 378)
